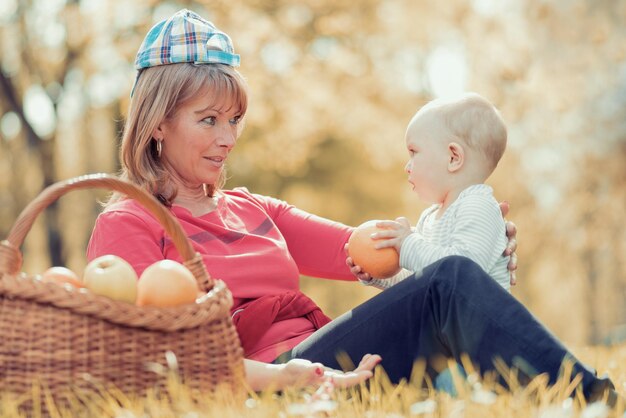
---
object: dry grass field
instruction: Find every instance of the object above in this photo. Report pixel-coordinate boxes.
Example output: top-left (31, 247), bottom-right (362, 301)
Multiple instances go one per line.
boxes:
top-left (1, 343), bottom-right (624, 418)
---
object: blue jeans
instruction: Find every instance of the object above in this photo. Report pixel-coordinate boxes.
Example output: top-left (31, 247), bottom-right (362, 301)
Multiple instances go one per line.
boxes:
top-left (289, 256), bottom-right (599, 397)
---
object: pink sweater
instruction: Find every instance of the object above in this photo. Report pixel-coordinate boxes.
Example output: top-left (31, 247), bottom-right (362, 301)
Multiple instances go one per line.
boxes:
top-left (87, 187), bottom-right (355, 361)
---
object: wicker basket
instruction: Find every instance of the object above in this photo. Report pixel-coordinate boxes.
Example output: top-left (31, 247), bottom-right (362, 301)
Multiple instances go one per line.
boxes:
top-left (0, 174), bottom-right (244, 406)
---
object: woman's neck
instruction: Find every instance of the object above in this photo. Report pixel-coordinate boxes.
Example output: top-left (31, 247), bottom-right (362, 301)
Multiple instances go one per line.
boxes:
top-left (173, 185), bottom-right (219, 217)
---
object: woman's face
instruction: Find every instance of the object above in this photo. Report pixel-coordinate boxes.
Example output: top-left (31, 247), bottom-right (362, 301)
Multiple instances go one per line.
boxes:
top-left (154, 91), bottom-right (243, 189)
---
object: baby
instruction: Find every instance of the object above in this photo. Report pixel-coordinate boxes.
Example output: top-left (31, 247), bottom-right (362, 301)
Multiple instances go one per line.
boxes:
top-left (357, 93), bottom-right (511, 291)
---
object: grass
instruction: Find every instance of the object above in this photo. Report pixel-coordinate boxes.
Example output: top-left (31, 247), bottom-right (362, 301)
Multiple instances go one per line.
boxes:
top-left (1, 344), bottom-right (624, 417)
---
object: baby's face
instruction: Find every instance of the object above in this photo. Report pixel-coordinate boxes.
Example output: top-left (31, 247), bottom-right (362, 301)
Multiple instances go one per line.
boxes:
top-left (404, 112), bottom-right (451, 204)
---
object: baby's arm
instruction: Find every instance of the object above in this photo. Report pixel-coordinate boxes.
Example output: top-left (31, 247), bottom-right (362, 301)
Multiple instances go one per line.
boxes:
top-left (345, 217), bottom-right (417, 289)
top-left (345, 245), bottom-right (413, 290)
top-left (375, 196), bottom-right (507, 274)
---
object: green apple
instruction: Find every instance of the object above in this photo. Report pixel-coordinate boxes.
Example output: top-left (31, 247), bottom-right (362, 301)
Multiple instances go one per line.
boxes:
top-left (83, 255), bottom-right (138, 304)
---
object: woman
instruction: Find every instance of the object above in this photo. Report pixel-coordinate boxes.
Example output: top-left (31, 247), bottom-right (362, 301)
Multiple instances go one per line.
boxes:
top-left (88, 9), bottom-right (619, 404)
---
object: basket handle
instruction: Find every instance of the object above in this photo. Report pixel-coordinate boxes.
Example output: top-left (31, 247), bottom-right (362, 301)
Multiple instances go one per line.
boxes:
top-left (0, 173), bottom-right (214, 292)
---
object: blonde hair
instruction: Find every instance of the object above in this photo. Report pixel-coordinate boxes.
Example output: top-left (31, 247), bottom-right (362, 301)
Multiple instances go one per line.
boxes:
top-left (108, 63), bottom-right (248, 206)
top-left (423, 93), bottom-right (507, 172)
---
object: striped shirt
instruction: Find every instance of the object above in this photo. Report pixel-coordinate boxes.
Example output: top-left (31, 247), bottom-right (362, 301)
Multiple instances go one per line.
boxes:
top-left (364, 184), bottom-right (510, 291)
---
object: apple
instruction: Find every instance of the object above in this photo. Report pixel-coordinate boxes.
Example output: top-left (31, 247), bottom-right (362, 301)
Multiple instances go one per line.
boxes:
top-left (347, 220), bottom-right (401, 278)
top-left (83, 255), bottom-right (138, 303)
top-left (137, 260), bottom-right (198, 307)
top-left (42, 266), bottom-right (85, 288)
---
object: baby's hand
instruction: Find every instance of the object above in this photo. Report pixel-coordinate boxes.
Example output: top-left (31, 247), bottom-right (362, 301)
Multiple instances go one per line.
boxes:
top-left (371, 217), bottom-right (412, 253)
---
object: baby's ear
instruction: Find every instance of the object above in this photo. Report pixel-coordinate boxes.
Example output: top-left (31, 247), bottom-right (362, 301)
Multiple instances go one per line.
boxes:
top-left (447, 142), bottom-right (464, 172)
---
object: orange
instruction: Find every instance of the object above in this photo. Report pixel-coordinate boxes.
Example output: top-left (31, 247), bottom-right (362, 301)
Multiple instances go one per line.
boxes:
top-left (137, 260), bottom-right (198, 307)
top-left (347, 220), bottom-right (400, 278)
top-left (41, 266), bottom-right (86, 288)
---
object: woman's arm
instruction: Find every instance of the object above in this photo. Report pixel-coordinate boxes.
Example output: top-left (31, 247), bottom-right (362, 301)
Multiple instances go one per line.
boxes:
top-left (87, 207), bottom-right (166, 276)
top-left (249, 192), bottom-right (355, 280)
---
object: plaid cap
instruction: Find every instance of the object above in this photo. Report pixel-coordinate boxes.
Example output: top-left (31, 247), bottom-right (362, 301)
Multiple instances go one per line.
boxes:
top-left (131, 9), bottom-right (240, 95)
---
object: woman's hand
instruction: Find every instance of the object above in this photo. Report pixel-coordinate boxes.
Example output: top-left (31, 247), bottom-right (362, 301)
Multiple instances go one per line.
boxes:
top-left (345, 253), bottom-right (373, 282)
top-left (322, 353), bottom-right (382, 388)
top-left (499, 201), bottom-right (518, 286)
top-left (344, 217), bottom-right (411, 282)
top-left (245, 354), bottom-right (381, 392)
top-left (280, 354), bottom-right (381, 390)
top-left (345, 244), bottom-right (373, 282)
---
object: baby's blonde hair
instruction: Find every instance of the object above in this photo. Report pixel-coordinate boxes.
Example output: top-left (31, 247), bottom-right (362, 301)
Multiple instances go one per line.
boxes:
top-left (422, 93), bottom-right (507, 172)
top-left (108, 63), bottom-right (248, 206)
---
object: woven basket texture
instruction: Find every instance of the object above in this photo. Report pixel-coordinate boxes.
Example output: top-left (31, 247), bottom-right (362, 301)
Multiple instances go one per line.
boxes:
top-left (0, 174), bottom-right (245, 408)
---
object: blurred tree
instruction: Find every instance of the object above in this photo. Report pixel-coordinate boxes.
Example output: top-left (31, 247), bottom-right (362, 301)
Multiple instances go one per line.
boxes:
top-left (0, 0), bottom-right (82, 267)
top-left (0, 0), bottom-right (144, 270)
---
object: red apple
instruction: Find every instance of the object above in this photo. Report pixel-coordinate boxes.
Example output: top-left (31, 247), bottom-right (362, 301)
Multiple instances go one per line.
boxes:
top-left (83, 255), bottom-right (138, 303)
top-left (137, 260), bottom-right (198, 307)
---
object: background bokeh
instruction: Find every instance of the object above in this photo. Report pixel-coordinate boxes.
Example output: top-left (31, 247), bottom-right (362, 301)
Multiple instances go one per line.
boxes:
top-left (0, 0), bottom-right (624, 346)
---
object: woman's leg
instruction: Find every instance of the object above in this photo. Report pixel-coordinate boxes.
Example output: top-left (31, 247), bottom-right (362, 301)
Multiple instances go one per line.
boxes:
top-left (291, 256), bottom-right (605, 399)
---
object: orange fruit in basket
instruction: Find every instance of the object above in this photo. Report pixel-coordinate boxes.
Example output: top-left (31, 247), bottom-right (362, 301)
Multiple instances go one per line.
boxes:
top-left (347, 220), bottom-right (401, 278)
top-left (137, 260), bottom-right (198, 307)
top-left (42, 266), bottom-right (86, 288)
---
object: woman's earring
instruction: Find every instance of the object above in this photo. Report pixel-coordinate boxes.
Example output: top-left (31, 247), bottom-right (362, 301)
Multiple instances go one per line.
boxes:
top-left (156, 139), bottom-right (163, 158)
